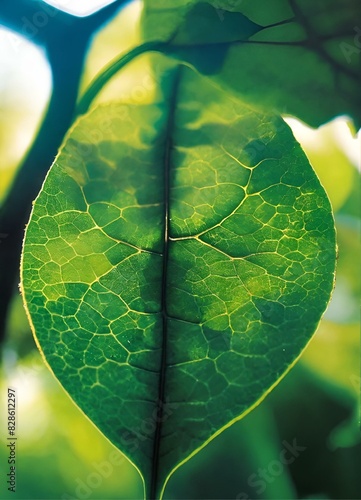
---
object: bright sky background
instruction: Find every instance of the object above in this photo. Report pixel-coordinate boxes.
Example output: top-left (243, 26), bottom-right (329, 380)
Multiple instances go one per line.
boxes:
top-left (42, 0), bottom-right (118, 17)
top-left (0, 27), bottom-right (51, 198)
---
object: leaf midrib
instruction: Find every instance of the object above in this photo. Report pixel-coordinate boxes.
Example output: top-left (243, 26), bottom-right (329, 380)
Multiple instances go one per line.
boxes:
top-left (149, 67), bottom-right (182, 500)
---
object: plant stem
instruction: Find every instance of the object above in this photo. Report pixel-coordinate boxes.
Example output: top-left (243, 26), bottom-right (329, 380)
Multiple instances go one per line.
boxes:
top-left (76, 40), bottom-right (166, 116)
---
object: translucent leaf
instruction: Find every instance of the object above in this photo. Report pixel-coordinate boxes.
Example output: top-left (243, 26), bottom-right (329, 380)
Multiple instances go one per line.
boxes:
top-left (21, 66), bottom-right (336, 498)
top-left (142, 0), bottom-right (361, 127)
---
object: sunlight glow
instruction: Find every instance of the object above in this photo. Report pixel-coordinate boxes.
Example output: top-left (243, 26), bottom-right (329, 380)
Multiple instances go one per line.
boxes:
top-left (2, 351), bottom-right (51, 440)
top-left (285, 116), bottom-right (360, 171)
top-left (0, 27), bottom-right (51, 199)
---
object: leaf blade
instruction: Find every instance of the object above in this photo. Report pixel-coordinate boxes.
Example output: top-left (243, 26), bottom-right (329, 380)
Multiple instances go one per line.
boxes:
top-left (21, 65), bottom-right (336, 498)
top-left (142, 0), bottom-right (361, 126)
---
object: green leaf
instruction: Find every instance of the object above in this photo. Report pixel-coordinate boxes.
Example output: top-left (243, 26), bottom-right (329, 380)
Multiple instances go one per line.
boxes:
top-left (142, 0), bottom-right (361, 127)
top-left (21, 66), bottom-right (336, 499)
top-left (142, 1), bottom-right (262, 50)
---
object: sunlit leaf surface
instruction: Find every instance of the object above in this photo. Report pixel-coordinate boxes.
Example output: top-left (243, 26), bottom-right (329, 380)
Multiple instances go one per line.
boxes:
top-left (21, 67), bottom-right (336, 498)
